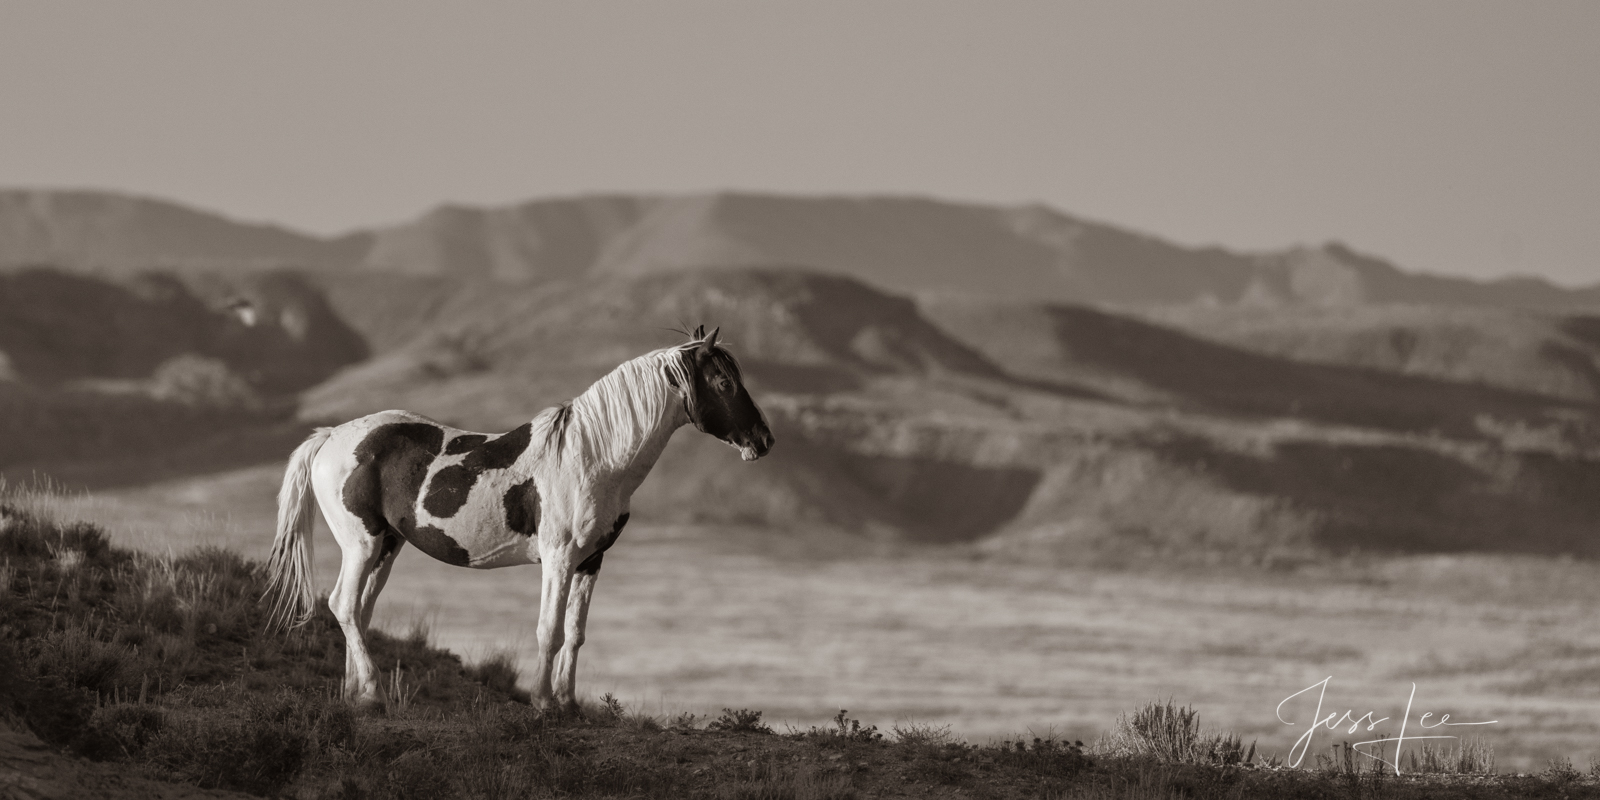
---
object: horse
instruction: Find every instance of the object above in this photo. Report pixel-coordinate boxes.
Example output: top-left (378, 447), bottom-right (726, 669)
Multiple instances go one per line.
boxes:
top-left (262, 326), bottom-right (773, 713)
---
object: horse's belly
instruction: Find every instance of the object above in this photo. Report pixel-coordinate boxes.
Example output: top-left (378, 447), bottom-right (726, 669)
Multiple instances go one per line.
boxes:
top-left (465, 534), bottom-right (538, 569)
top-left (403, 510), bottom-right (536, 569)
top-left (453, 523), bottom-right (537, 569)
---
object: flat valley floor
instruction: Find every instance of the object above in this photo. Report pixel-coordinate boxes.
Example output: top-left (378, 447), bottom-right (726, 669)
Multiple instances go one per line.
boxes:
top-left (31, 463), bottom-right (1600, 773)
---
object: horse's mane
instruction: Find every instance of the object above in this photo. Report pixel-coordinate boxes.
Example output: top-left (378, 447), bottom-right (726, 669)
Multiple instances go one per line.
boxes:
top-left (541, 338), bottom-right (741, 468)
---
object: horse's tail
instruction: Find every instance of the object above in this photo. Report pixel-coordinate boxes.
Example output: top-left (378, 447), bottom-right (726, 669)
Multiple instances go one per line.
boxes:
top-left (263, 426), bottom-right (334, 633)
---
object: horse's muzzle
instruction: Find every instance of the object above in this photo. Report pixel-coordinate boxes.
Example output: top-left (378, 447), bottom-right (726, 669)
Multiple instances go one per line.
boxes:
top-left (738, 426), bottom-right (775, 462)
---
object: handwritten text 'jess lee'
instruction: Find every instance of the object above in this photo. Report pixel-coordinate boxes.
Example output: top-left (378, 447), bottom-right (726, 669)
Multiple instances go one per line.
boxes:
top-left (1277, 677), bottom-right (1497, 774)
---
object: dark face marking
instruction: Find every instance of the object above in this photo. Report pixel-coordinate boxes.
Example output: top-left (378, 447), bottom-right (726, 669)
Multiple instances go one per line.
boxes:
top-left (576, 513), bottom-right (629, 576)
top-left (422, 422), bottom-right (534, 519)
top-left (444, 434), bottom-right (488, 455)
top-left (341, 422), bottom-right (471, 566)
top-left (503, 478), bottom-right (541, 537)
top-left (686, 347), bottom-right (773, 458)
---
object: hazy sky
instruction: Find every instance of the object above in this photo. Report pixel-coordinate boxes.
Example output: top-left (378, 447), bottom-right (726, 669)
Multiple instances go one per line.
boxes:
top-left (2, 2), bottom-right (1596, 285)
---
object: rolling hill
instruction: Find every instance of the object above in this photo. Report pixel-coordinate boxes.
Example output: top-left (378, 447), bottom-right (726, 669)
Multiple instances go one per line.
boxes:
top-left (5, 261), bottom-right (1599, 556)
top-left (287, 267), bottom-right (1600, 558)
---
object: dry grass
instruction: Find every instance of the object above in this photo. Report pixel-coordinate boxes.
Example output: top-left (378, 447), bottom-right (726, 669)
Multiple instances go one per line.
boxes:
top-left (1403, 737), bottom-right (1497, 775)
top-left (463, 646), bottom-right (530, 704)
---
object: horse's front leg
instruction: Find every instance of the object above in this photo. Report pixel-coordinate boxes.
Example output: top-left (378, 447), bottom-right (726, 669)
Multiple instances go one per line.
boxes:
top-left (552, 554), bottom-right (602, 714)
top-left (529, 547), bottom-right (575, 713)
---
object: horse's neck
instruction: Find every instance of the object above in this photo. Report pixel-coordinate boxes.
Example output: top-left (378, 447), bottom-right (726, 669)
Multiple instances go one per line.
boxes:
top-left (607, 407), bottom-right (682, 498)
top-left (564, 352), bottom-right (686, 489)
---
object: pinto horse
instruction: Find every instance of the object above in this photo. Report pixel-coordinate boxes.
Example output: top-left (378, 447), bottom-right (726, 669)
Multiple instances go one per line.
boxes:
top-left (263, 327), bottom-right (773, 712)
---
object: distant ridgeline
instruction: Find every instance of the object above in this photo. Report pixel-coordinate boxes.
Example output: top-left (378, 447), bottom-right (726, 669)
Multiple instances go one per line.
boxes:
top-left (2, 188), bottom-right (1599, 559)
top-left (3, 188), bottom-right (1599, 308)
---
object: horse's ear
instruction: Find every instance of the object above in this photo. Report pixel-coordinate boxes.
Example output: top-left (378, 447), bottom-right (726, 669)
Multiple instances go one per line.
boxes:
top-left (693, 325), bottom-right (705, 340)
top-left (699, 327), bottom-right (719, 355)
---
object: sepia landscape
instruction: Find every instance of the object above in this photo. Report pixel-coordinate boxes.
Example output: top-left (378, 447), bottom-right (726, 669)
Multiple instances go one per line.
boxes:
top-left (4, 3), bottom-right (1599, 796)
top-left (3, 187), bottom-right (1600, 798)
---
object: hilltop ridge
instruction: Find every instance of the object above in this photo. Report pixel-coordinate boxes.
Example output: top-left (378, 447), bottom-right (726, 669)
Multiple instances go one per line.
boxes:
top-left (0, 189), bottom-right (366, 272)
top-left (4, 188), bottom-right (1597, 310)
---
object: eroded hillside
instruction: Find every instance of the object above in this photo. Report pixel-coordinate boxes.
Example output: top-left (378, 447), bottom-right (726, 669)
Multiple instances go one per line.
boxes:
top-left (1133, 303), bottom-right (1600, 403)
top-left (0, 268), bottom-right (365, 483)
top-left (5, 259), bottom-right (1597, 558)
top-left (293, 267), bottom-right (1600, 558)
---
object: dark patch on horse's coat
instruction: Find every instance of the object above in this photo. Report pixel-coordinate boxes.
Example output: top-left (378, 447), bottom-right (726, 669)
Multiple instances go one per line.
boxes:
top-left (340, 422), bottom-right (473, 567)
top-left (407, 524), bottom-right (472, 566)
top-left (444, 434), bottom-right (488, 455)
top-left (379, 532), bottom-right (401, 560)
top-left (577, 512), bottom-right (629, 575)
top-left (342, 422), bottom-right (446, 540)
top-left (503, 478), bottom-right (541, 537)
top-left (422, 422), bottom-right (534, 519)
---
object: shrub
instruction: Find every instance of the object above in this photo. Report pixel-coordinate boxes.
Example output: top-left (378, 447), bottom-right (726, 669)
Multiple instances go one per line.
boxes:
top-left (1097, 699), bottom-right (1254, 766)
top-left (891, 721), bottom-right (956, 747)
top-left (0, 504), bottom-right (112, 563)
top-left (992, 736), bottom-right (1093, 781)
top-left (141, 690), bottom-right (351, 794)
top-left (84, 703), bottom-right (166, 758)
top-left (1543, 756), bottom-right (1580, 784)
top-left (29, 625), bottom-right (141, 696)
top-left (708, 708), bottom-right (773, 734)
top-left (800, 709), bottom-right (882, 743)
top-left (0, 638), bottom-right (97, 747)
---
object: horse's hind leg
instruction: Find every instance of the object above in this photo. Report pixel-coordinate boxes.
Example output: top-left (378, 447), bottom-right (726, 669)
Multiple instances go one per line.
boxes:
top-left (329, 533), bottom-right (383, 705)
top-left (315, 490), bottom-right (386, 707)
top-left (359, 534), bottom-right (405, 631)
